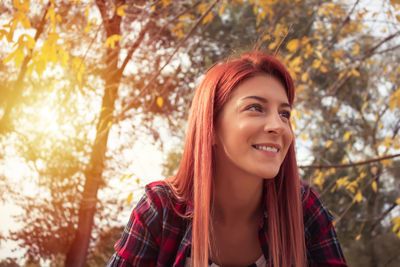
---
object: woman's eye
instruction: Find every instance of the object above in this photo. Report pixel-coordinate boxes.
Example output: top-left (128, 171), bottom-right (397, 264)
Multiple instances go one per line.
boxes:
top-left (280, 110), bottom-right (291, 119)
top-left (246, 104), bottom-right (263, 112)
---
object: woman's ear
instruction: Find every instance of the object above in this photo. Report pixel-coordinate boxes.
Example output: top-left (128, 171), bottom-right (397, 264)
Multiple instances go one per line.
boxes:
top-left (212, 131), bottom-right (217, 146)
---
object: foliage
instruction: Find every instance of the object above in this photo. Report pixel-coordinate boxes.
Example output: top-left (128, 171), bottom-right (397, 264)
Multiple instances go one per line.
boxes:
top-left (0, 0), bottom-right (400, 266)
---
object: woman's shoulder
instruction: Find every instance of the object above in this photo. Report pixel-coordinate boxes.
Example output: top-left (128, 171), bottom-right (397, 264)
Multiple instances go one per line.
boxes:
top-left (300, 182), bottom-right (335, 225)
top-left (138, 180), bottom-right (189, 220)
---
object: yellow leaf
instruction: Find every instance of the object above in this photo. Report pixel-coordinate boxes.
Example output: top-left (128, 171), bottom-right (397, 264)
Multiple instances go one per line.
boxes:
top-left (156, 96), bottom-right (164, 108)
top-left (286, 39), bottom-right (300, 52)
top-left (219, 1), bottom-right (227, 16)
top-left (161, 0), bottom-right (171, 8)
top-left (345, 144), bottom-right (352, 152)
top-left (171, 22), bottom-right (184, 38)
top-left (354, 190), bottom-right (362, 203)
top-left (178, 14), bottom-right (195, 20)
top-left (313, 170), bottom-right (325, 190)
top-left (13, 0), bottom-right (30, 12)
top-left (325, 140), bottom-right (333, 148)
top-left (301, 133), bottom-right (308, 141)
top-left (371, 181), bottom-right (378, 193)
top-left (383, 137), bottom-right (393, 148)
top-left (320, 65), bottom-right (328, 73)
top-left (389, 88), bottom-right (400, 111)
top-left (343, 131), bottom-right (352, 141)
top-left (355, 234), bottom-right (361, 240)
top-left (392, 217), bottom-right (400, 233)
top-left (117, 4), bottom-right (128, 17)
top-left (297, 84), bottom-right (306, 92)
top-left (136, 178), bottom-right (140, 184)
top-left (396, 198), bottom-right (400, 205)
top-left (197, 3), bottom-right (208, 14)
top-left (202, 12), bottom-right (213, 24)
top-left (312, 59), bottom-right (321, 69)
top-left (382, 159), bottom-right (393, 167)
top-left (126, 192), bottom-right (133, 205)
top-left (352, 43), bottom-right (360, 55)
top-left (351, 69), bottom-right (360, 76)
top-left (105, 34), bottom-right (122, 49)
top-left (120, 174), bottom-right (128, 182)
top-left (301, 72), bottom-right (308, 82)
top-left (336, 176), bottom-right (349, 188)
top-left (3, 47), bottom-right (25, 67)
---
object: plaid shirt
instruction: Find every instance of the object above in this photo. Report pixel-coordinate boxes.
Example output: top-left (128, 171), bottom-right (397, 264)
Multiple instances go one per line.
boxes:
top-left (107, 181), bottom-right (347, 267)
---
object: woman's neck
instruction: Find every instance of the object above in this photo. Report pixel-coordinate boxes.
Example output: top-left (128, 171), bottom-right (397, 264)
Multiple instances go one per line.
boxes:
top-left (212, 172), bottom-right (264, 225)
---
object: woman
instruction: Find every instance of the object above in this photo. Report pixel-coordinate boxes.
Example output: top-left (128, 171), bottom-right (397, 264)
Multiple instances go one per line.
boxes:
top-left (107, 51), bottom-right (347, 267)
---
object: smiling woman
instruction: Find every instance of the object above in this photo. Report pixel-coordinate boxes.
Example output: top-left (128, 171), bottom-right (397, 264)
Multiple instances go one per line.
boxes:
top-left (107, 51), bottom-right (348, 267)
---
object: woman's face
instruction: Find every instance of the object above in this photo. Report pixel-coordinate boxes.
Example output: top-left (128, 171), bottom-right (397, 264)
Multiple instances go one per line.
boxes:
top-left (214, 74), bottom-right (293, 180)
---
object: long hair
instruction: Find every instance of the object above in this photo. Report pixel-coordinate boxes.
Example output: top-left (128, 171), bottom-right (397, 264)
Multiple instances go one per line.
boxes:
top-left (166, 51), bottom-right (306, 267)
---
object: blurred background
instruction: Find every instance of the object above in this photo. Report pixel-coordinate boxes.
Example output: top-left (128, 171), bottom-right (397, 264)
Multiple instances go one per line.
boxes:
top-left (0, 0), bottom-right (400, 266)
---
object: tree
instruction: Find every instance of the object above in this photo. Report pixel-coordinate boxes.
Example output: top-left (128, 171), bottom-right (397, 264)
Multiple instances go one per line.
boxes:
top-left (1, 0), bottom-right (400, 266)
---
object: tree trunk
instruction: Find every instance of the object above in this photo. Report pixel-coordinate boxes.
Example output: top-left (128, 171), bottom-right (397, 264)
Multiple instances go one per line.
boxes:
top-left (64, 71), bottom-right (120, 266)
top-left (65, 1), bottom-right (124, 265)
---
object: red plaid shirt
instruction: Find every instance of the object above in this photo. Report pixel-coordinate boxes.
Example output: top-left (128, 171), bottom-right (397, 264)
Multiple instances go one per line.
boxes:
top-left (107, 181), bottom-right (347, 266)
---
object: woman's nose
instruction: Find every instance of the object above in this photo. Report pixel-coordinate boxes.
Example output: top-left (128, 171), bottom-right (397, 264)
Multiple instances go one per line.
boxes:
top-left (263, 113), bottom-right (284, 134)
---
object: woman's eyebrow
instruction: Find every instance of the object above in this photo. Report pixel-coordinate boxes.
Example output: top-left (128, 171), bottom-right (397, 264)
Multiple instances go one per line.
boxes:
top-left (241, 95), bottom-right (291, 108)
top-left (242, 95), bottom-right (267, 103)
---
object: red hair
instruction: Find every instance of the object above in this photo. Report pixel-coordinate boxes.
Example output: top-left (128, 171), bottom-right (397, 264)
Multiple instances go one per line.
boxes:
top-left (166, 51), bottom-right (306, 267)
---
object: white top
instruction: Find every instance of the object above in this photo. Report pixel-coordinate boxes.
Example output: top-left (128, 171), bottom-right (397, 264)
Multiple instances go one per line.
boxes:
top-left (184, 254), bottom-right (267, 267)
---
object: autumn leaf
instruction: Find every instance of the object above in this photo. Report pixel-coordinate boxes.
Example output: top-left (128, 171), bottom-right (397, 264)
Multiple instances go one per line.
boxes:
top-left (72, 57), bottom-right (85, 82)
top-left (336, 176), bottom-right (349, 189)
top-left (286, 39), bottom-right (300, 52)
top-left (178, 14), bottom-right (195, 20)
top-left (372, 181), bottom-right (378, 193)
top-left (197, 3), bottom-right (208, 14)
top-left (219, 1), bottom-right (227, 16)
top-left (325, 140), bottom-right (333, 148)
top-left (161, 0), bottom-right (171, 8)
top-left (105, 34), bottom-right (122, 49)
top-left (389, 88), bottom-right (400, 111)
top-left (136, 178), bottom-right (140, 184)
top-left (202, 12), bottom-right (213, 24)
top-left (352, 43), bottom-right (360, 55)
top-left (382, 159), bottom-right (393, 167)
top-left (126, 193), bottom-right (133, 205)
top-left (13, 0), bottom-right (30, 12)
top-left (120, 174), bottom-right (128, 182)
top-left (171, 22), bottom-right (184, 39)
top-left (343, 131), bottom-right (352, 141)
top-left (156, 96), bottom-right (164, 108)
top-left (312, 59), bottom-right (321, 69)
top-left (301, 72), bottom-right (308, 82)
top-left (351, 69), bottom-right (360, 76)
top-left (355, 234), bottom-right (361, 240)
top-left (396, 198), bottom-right (400, 205)
top-left (117, 4), bottom-right (128, 17)
top-left (313, 170), bottom-right (324, 190)
top-left (392, 217), bottom-right (400, 236)
top-left (354, 190), bottom-right (362, 203)
top-left (3, 47), bottom-right (25, 67)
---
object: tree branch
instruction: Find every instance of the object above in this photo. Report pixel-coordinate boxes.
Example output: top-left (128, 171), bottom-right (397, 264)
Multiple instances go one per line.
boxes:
top-left (299, 153), bottom-right (400, 169)
top-left (115, 0), bottom-right (221, 121)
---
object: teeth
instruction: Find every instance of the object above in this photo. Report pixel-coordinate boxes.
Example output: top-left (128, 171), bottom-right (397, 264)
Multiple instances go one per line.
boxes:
top-left (255, 145), bottom-right (278, 152)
